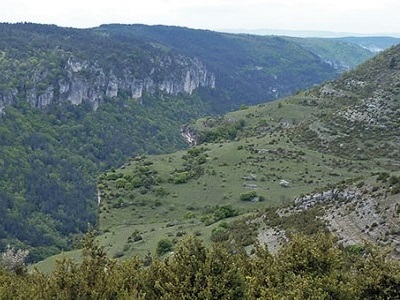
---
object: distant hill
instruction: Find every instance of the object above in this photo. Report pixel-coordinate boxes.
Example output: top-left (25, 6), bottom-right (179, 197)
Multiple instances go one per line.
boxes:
top-left (337, 36), bottom-right (400, 53)
top-left (283, 37), bottom-right (375, 72)
top-left (0, 23), bottom-right (381, 113)
top-left (0, 22), bottom-right (342, 114)
top-left (221, 27), bottom-right (400, 39)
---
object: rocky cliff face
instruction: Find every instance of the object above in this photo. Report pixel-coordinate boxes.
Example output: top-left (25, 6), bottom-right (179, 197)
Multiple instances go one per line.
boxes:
top-left (0, 52), bottom-right (215, 112)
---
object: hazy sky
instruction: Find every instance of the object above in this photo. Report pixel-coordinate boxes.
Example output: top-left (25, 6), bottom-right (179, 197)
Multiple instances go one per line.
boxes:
top-left (2, 0), bottom-right (399, 35)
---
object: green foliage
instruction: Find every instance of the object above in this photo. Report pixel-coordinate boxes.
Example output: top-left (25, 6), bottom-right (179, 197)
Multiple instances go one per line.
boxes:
top-left (201, 205), bottom-right (239, 227)
top-left (95, 74), bottom-right (399, 258)
top-left (1, 23), bottom-right (399, 268)
top-left (210, 227), bottom-right (230, 243)
top-left (213, 205), bottom-right (238, 221)
top-left (285, 36), bottom-right (376, 72)
top-left (173, 172), bottom-right (190, 184)
top-left (0, 92), bottom-right (213, 261)
top-left (376, 173), bottom-right (400, 195)
top-left (1, 233), bottom-right (400, 299)
top-left (239, 191), bottom-right (258, 201)
top-left (156, 239), bottom-right (173, 256)
top-left (170, 146), bottom-right (208, 184)
top-left (115, 178), bottom-right (127, 189)
top-left (198, 117), bottom-right (246, 143)
top-left (0, 104), bottom-right (98, 262)
top-left (376, 172), bottom-right (390, 182)
top-left (388, 175), bottom-right (400, 186)
top-left (345, 244), bottom-right (365, 255)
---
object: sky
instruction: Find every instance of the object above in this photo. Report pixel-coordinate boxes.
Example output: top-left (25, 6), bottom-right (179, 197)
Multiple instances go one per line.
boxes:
top-left (1, 0), bottom-right (400, 36)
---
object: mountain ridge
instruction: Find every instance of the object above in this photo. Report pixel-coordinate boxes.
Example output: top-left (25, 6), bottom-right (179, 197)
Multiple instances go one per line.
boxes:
top-left (0, 22), bottom-right (381, 113)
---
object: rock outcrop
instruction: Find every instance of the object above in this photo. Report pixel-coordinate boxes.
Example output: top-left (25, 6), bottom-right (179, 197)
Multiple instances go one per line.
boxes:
top-left (0, 53), bottom-right (215, 112)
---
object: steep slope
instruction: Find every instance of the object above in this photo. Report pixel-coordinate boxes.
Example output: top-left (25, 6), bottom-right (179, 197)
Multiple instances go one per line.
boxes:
top-left (292, 44), bottom-right (400, 163)
top-left (0, 23), bottom-right (374, 113)
top-left (0, 22), bottom-right (386, 262)
top-left (94, 44), bottom-right (400, 261)
top-left (284, 37), bottom-right (375, 71)
top-left (0, 22), bottom-right (361, 261)
top-left (0, 23), bottom-right (216, 112)
top-left (95, 24), bottom-right (341, 111)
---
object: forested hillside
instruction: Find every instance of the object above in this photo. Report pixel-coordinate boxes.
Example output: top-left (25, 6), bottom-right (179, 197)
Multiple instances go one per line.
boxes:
top-left (0, 93), bottom-right (209, 261)
top-left (0, 23), bottom-right (378, 261)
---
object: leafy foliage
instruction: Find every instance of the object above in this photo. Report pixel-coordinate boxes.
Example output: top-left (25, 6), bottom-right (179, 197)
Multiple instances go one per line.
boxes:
top-left (1, 233), bottom-right (400, 299)
top-left (98, 24), bottom-right (344, 111)
top-left (194, 117), bottom-right (246, 143)
top-left (156, 239), bottom-right (173, 256)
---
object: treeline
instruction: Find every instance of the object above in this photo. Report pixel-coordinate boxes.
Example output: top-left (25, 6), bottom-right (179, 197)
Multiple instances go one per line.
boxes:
top-left (1, 232), bottom-right (399, 299)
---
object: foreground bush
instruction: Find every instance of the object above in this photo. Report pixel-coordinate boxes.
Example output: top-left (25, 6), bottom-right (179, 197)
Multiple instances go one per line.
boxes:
top-left (1, 232), bottom-right (399, 299)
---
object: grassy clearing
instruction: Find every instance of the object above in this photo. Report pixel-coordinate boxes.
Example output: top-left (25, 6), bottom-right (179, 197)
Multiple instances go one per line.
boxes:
top-left (30, 250), bottom-right (82, 274)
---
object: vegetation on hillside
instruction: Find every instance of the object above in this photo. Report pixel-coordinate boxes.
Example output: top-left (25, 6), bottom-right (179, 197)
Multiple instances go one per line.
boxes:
top-left (0, 22), bottom-right (377, 260)
top-left (0, 92), bottom-right (212, 262)
top-left (91, 45), bottom-right (400, 263)
top-left (0, 25), bottom-right (399, 300)
top-left (2, 232), bottom-right (400, 299)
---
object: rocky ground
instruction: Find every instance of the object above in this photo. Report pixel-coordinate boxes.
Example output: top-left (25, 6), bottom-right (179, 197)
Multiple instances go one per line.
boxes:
top-left (257, 184), bottom-right (400, 258)
top-left (324, 187), bottom-right (400, 257)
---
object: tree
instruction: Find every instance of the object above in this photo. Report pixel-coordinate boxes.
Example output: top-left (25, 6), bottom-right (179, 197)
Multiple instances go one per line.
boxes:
top-left (0, 245), bottom-right (29, 275)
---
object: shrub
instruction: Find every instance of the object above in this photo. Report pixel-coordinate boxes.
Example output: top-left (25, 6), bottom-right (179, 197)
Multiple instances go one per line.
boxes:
top-left (213, 205), bottom-right (238, 221)
top-left (115, 178), bottom-right (127, 189)
top-left (173, 172), bottom-right (189, 184)
top-left (156, 239), bottom-right (173, 256)
top-left (391, 185), bottom-right (400, 195)
top-left (239, 191), bottom-right (258, 201)
top-left (210, 228), bottom-right (229, 242)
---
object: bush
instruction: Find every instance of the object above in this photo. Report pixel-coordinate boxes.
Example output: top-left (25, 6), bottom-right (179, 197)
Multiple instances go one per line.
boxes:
top-left (239, 191), bottom-right (258, 201)
top-left (115, 178), bottom-right (127, 189)
top-left (156, 239), bottom-right (173, 256)
top-left (213, 205), bottom-right (238, 221)
top-left (173, 172), bottom-right (189, 184)
top-left (210, 228), bottom-right (229, 242)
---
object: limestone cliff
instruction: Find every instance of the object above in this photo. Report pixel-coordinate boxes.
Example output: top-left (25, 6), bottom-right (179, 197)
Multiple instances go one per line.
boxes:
top-left (0, 51), bottom-right (215, 112)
